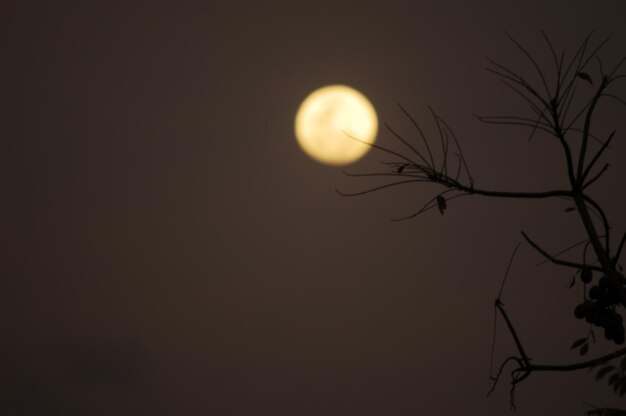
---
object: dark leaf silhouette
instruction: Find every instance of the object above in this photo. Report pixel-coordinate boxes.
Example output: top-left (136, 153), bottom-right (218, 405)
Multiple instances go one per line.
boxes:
top-left (597, 366), bottom-right (615, 381)
top-left (577, 71), bottom-right (593, 84)
top-left (580, 343), bottom-right (589, 356)
top-left (621, 356), bottom-right (626, 372)
top-left (613, 376), bottom-right (626, 393)
top-left (570, 338), bottom-right (587, 349)
top-left (436, 195), bottom-right (447, 216)
top-left (564, 207), bottom-right (576, 212)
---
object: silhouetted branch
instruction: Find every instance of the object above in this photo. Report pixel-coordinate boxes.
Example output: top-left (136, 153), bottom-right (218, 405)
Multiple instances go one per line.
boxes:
top-left (342, 131), bottom-right (419, 166)
top-left (341, 170), bottom-right (425, 179)
top-left (521, 231), bottom-right (603, 271)
top-left (496, 299), bottom-right (531, 364)
top-left (583, 163), bottom-right (610, 189)
top-left (507, 31), bottom-right (551, 98)
top-left (578, 77), bottom-right (610, 182)
top-left (535, 236), bottom-right (604, 267)
top-left (476, 115), bottom-right (555, 136)
top-left (384, 122), bottom-right (431, 168)
top-left (560, 83), bottom-right (577, 122)
top-left (341, 32), bottom-right (626, 409)
top-left (398, 103), bottom-right (436, 168)
top-left (489, 299), bottom-right (626, 405)
top-left (582, 130), bottom-right (616, 182)
top-left (604, 93), bottom-right (626, 107)
top-left (582, 195), bottom-right (611, 251)
top-left (335, 179), bottom-right (427, 197)
top-left (435, 116), bottom-right (473, 185)
top-left (530, 349), bottom-right (626, 372)
top-left (487, 356), bottom-right (521, 396)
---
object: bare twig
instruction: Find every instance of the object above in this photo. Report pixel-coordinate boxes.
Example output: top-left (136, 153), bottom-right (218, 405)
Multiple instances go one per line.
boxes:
top-left (341, 33), bottom-right (626, 408)
top-left (582, 130), bottom-right (616, 182)
top-left (398, 103), bottom-right (436, 168)
top-left (522, 231), bottom-right (603, 271)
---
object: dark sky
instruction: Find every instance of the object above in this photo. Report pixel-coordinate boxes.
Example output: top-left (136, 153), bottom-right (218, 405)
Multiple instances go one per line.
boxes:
top-left (3, 1), bottom-right (626, 415)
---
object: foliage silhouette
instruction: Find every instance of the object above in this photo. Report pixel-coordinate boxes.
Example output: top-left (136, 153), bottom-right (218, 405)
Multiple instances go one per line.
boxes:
top-left (339, 32), bottom-right (626, 413)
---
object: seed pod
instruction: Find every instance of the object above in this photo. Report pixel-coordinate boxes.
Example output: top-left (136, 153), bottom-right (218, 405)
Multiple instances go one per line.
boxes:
top-left (589, 285), bottom-right (603, 300)
top-left (599, 276), bottom-right (610, 288)
top-left (593, 309), bottom-right (609, 327)
top-left (575, 301), bottom-right (594, 319)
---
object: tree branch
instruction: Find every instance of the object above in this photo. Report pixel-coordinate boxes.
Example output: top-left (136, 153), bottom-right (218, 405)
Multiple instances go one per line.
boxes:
top-left (522, 231), bottom-right (604, 271)
top-left (495, 299), bottom-right (531, 365)
top-left (529, 348), bottom-right (626, 372)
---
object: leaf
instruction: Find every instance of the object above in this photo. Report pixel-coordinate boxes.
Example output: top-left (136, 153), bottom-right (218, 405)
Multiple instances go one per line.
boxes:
top-left (613, 377), bottom-right (622, 393)
top-left (620, 381), bottom-right (626, 397)
top-left (571, 338), bottom-right (587, 349)
top-left (597, 365), bottom-right (614, 380)
top-left (621, 356), bottom-right (626, 372)
top-left (577, 72), bottom-right (593, 84)
top-left (569, 277), bottom-right (576, 289)
top-left (613, 376), bottom-right (626, 393)
top-left (564, 207), bottom-right (576, 212)
top-left (436, 195), bottom-right (447, 216)
top-left (397, 164), bottom-right (408, 173)
top-left (609, 373), bottom-right (620, 385)
top-left (580, 343), bottom-right (589, 356)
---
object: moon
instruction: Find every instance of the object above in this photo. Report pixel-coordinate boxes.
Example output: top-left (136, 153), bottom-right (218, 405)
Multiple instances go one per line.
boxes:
top-left (295, 85), bottom-right (378, 166)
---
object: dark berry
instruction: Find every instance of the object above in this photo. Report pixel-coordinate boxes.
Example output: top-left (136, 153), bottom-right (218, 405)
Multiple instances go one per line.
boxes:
top-left (589, 285), bottom-right (603, 300)
top-left (575, 302), bottom-right (594, 319)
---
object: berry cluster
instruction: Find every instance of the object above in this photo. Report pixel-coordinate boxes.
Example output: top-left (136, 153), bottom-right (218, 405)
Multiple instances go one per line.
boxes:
top-left (575, 273), bottom-right (625, 345)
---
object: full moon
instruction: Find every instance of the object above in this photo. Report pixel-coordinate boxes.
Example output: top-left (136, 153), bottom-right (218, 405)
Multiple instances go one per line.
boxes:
top-left (295, 85), bottom-right (378, 166)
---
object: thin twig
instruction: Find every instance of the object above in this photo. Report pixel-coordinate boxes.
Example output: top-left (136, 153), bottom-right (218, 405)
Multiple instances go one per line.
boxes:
top-left (384, 122), bottom-right (431, 168)
top-left (398, 103), bottom-right (436, 168)
top-left (536, 237), bottom-right (592, 266)
top-left (335, 179), bottom-right (428, 197)
top-left (522, 231), bottom-right (603, 271)
top-left (506, 31), bottom-right (551, 98)
top-left (499, 243), bottom-right (521, 298)
top-left (582, 130), bottom-right (615, 182)
top-left (583, 163), bottom-right (609, 189)
top-left (495, 299), bottom-right (530, 364)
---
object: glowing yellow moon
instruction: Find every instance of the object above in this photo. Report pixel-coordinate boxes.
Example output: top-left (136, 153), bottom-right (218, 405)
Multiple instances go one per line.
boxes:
top-left (295, 85), bottom-right (378, 165)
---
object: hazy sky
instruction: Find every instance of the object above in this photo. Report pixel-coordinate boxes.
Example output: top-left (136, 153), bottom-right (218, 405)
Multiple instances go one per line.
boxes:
top-left (3, 1), bottom-right (626, 415)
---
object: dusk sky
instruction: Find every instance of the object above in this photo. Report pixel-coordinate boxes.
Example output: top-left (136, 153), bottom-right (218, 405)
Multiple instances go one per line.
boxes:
top-left (3, 2), bottom-right (626, 415)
